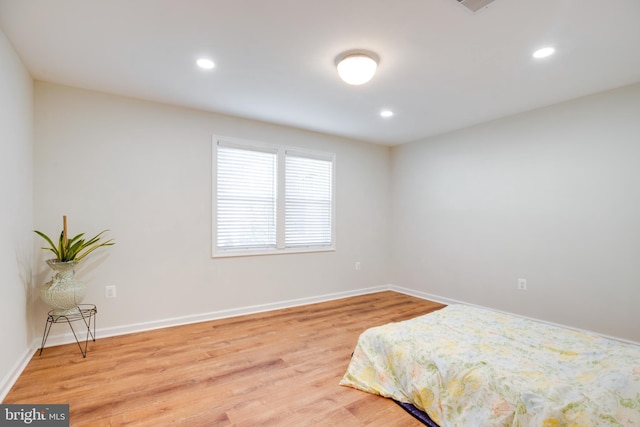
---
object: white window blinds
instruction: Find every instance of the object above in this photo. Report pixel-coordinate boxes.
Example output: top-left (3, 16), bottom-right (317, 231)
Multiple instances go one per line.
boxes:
top-left (216, 144), bottom-right (277, 250)
top-left (213, 137), bottom-right (334, 256)
top-left (285, 153), bottom-right (333, 248)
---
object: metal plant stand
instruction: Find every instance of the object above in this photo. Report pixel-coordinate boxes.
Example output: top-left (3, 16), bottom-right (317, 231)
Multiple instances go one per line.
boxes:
top-left (40, 304), bottom-right (97, 358)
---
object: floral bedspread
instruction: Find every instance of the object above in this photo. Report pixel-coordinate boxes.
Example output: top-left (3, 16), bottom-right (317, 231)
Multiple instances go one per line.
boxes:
top-left (340, 304), bottom-right (640, 426)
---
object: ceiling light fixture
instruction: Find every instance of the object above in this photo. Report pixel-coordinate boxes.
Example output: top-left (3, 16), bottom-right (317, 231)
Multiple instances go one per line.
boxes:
top-left (532, 47), bottom-right (555, 59)
top-left (336, 50), bottom-right (379, 85)
top-left (380, 110), bottom-right (394, 118)
top-left (196, 58), bottom-right (215, 69)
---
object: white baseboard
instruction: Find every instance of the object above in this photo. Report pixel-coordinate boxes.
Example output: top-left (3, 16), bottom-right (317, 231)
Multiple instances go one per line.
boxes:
top-left (388, 284), bottom-right (466, 306)
top-left (0, 347), bottom-right (36, 402)
top-left (0, 285), bottom-right (385, 399)
top-left (32, 285), bottom-right (390, 349)
top-left (6, 284), bottom-right (635, 401)
top-left (389, 284), bottom-right (640, 346)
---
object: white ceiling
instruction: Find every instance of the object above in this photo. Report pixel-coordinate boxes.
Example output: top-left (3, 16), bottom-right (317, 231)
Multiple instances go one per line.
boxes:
top-left (1, 0), bottom-right (639, 145)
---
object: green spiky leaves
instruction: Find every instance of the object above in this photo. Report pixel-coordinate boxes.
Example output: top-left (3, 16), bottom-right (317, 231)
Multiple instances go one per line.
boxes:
top-left (35, 229), bottom-right (114, 262)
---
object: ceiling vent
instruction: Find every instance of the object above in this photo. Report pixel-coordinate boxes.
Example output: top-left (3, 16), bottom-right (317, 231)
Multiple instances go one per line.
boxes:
top-left (456, 0), bottom-right (496, 13)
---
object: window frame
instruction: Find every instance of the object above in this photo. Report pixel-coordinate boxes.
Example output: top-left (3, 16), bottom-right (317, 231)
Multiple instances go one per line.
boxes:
top-left (212, 135), bottom-right (336, 258)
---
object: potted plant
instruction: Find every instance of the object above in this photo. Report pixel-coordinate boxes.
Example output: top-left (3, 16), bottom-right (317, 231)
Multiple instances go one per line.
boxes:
top-left (35, 215), bottom-right (114, 314)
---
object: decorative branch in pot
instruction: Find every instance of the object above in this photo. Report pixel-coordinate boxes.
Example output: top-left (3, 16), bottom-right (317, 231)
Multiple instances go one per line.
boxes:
top-left (35, 215), bottom-right (114, 315)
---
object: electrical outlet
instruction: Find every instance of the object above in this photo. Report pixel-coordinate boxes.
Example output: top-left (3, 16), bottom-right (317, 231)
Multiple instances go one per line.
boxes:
top-left (355, 262), bottom-right (361, 271)
top-left (517, 279), bottom-right (527, 290)
top-left (105, 285), bottom-right (117, 298)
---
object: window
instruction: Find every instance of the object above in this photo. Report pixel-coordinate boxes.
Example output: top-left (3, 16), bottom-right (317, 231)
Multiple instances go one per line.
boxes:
top-left (213, 136), bottom-right (335, 257)
top-left (216, 143), bottom-right (277, 250)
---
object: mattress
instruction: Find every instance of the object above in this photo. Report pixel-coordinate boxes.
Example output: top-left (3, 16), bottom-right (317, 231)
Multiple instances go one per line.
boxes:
top-left (340, 304), bottom-right (640, 426)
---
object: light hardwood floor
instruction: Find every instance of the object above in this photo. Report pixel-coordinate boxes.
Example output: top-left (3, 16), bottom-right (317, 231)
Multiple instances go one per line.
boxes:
top-left (5, 291), bottom-right (445, 426)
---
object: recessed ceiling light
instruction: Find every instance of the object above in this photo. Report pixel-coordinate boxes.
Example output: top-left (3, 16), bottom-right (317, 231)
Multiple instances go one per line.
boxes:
top-left (196, 58), bottom-right (215, 69)
top-left (380, 110), bottom-right (394, 118)
top-left (532, 47), bottom-right (555, 59)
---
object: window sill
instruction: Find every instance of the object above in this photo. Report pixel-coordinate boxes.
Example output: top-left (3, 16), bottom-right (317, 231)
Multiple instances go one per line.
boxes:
top-left (212, 246), bottom-right (336, 259)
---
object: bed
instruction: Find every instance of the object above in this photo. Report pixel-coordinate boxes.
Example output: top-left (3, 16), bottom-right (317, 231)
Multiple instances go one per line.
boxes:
top-left (340, 304), bottom-right (640, 426)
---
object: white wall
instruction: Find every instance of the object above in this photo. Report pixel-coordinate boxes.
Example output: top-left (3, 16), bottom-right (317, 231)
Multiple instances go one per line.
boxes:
top-left (391, 83), bottom-right (640, 342)
top-left (5, 49), bottom-right (637, 397)
top-left (32, 82), bottom-right (391, 337)
top-left (0, 29), bottom-right (33, 398)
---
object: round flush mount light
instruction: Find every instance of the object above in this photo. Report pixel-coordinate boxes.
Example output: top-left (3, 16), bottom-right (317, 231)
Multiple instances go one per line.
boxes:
top-left (336, 50), bottom-right (379, 85)
top-left (196, 58), bottom-right (215, 69)
top-left (380, 110), bottom-right (394, 118)
top-left (532, 47), bottom-right (555, 59)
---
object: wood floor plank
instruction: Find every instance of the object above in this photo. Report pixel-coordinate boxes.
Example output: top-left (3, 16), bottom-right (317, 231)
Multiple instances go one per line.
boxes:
top-left (4, 291), bottom-right (445, 426)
